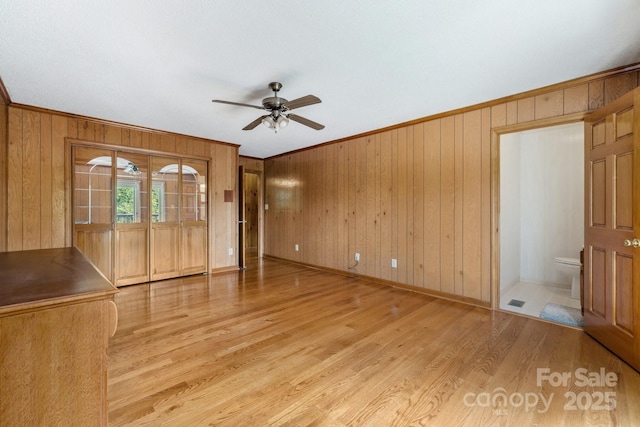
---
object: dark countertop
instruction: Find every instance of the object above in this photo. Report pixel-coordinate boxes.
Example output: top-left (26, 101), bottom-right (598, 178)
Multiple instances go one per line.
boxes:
top-left (0, 247), bottom-right (118, 313)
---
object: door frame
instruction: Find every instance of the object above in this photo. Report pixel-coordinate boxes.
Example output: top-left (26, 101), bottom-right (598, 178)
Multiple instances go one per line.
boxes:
top-left (238, 166), bottom-right (264, 268)
top-left (490, 112), bottom-right (588, 310)
top-left (238, 165), bottom-right (246, 270)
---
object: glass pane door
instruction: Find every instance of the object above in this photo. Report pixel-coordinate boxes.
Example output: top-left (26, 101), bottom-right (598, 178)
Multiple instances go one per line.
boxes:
top-left (115, 153), bottom-right (149, 285)
top-left (181, 159), bottom-right (208, 275)
top-left (150, 157), bottom-right (181, 280)
top-left (72, 147), bottom-right (114, 281)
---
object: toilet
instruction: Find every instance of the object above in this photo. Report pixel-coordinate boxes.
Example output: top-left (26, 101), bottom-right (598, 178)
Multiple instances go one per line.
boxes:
top-left (554, 257), bottom-right (581, 299)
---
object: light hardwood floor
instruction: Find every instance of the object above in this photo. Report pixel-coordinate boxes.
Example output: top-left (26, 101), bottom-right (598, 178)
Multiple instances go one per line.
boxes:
top-left (108, 258), bottom-right (640, 426)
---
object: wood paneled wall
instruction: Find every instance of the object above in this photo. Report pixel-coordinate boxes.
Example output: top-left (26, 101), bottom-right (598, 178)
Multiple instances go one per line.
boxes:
top-left (2, 107), bottom-right (239, 272)
top-left (264, 67), bottom-right (640, 305)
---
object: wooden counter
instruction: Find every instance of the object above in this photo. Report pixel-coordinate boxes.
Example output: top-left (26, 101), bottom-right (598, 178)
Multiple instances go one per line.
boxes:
top-left (0, 247), bottom-right (118, 426)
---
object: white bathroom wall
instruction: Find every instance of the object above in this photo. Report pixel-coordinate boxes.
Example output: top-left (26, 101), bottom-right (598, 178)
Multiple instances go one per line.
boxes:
top-left (500, 133), bottom-right (522, 292)
top-left (519, 122), bottom-right (584, 285)
top-left (500, 122), bottom-right (584, 291)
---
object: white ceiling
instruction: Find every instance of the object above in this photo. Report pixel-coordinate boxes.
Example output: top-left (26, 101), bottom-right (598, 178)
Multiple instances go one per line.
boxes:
top-left (1, 1), bottom-right (639, 158)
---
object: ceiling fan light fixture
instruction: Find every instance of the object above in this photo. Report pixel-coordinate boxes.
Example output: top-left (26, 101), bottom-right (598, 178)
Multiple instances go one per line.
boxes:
top-left (262, 115), bottom-right (276, 129)
top-left (278, 115), bottom-right (289, 128)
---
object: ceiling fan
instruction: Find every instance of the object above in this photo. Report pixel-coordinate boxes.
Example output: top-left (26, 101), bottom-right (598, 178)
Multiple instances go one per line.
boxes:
top-left (212, 82), bottom-right (324, 132)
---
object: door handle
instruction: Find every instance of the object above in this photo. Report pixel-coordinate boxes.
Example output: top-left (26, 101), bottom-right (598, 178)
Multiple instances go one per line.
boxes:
top-left (623, 238), bottom-right (640, 248)
top-left (239, 220), bottom-right (247, 224)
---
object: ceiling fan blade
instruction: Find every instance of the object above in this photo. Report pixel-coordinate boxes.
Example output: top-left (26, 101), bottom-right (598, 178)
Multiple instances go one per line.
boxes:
top-left (212, 99), bottom-right (263, 110)
top-left (283, 95), bottom-right (321, 110)
top-left (242, 115), bottom-right (268, 131)
top-left (288, 114), bottom-right (325, 130)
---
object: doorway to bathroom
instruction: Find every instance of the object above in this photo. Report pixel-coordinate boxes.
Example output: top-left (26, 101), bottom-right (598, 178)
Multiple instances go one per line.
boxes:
top-left (498, 121), bottom-right (585, 327)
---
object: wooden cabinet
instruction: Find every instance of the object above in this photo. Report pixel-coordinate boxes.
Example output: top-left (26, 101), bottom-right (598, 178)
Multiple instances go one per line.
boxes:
top-left (0, 247), bottom-right (118, 426)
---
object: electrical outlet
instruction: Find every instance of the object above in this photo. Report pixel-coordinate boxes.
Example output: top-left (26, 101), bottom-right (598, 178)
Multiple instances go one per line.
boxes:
top-left (355, 252), bottom-right (360, 262)
top-left (391, 258), bottom-right (397, 268)
top-left (228, 248), bottom-right (233, 256)
top-left (265, 203), bottom-right (269, 210)
top-left (295, 244), bottom-right (299, 251)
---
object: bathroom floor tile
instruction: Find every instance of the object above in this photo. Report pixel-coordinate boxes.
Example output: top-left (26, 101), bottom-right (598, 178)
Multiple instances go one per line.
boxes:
top-left (500, 281), bottom-right (582, 326)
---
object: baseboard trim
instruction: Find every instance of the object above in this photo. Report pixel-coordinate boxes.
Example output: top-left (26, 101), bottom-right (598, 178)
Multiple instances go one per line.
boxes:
top-left (263, 254), bottom-right (491, 309)
top-left (210, 266), bottom-right (239, 275)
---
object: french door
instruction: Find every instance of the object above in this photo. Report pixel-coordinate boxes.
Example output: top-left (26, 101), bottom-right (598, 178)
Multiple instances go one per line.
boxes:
top-left (584, 87), bottom-right (640, 371)
top-left (179, 159), bottom-right (208, 276)
top-left (115, 152), bottom-right (149, 286)
top-left (73, 147), bottom-right (208, 285)
top-left (73, 147), bottom-right (114, 282)
top-left (150, 158), bottom-right (208, 280)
